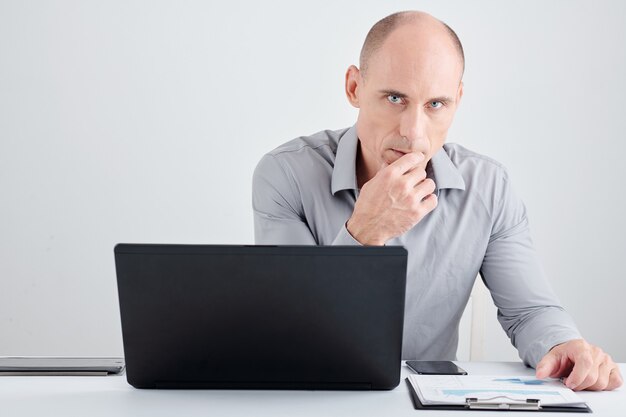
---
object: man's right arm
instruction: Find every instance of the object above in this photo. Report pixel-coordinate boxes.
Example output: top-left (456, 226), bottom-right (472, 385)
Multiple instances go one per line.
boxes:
top-left (253, 151), bottom-right (436, 246)
top-left (252, 154), bottom-right (319, 244)
top-left (345, 152), bottom-right (436, 245)
top-left (253, 153), bottom-right (367, 245)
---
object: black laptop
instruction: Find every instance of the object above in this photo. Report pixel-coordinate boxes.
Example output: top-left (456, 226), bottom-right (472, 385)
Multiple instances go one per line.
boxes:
top-left (114, 244), bottom-right (407, 390)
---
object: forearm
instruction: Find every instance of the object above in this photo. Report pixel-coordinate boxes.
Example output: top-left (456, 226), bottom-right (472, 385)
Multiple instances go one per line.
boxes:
top-left (498, 305), bottom-right (581, 368)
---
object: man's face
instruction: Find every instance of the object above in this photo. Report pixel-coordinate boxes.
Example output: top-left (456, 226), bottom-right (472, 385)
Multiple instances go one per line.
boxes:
top-left (347, 24), bottom-right (464, 177)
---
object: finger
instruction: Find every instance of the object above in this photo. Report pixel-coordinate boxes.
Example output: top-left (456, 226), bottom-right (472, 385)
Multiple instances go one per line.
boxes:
top-left (403, 167), bottom-right (427, 187)
top-left (418, 193), bottom-right (438, 214)
top-left (539, 355), bottom-right (571, 379)
top-left (584, 360), bottom-right (611, 391)
top-left (607, 366), bottom-right (624, 391)
top-left (413, 178), bottom-right (437, 202)
top-left (563, 351), bottom-right (594, 390)
top-left (387, 152), bottom-right (424, 175)
top-left (574, 347), bottom-right (613, 391)
top-left (552, 355), bottom-right (574, 379)
top-left (536, 353), bottom-right (560, 379)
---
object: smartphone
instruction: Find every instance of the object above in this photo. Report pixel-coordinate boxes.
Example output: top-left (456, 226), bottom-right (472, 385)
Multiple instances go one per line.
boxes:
top-left (406, 360), bottom-right (467, 375)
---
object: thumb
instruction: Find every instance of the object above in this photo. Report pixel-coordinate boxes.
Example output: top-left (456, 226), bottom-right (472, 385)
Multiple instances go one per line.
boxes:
top-left (535, 353), bottom-right (559, 379)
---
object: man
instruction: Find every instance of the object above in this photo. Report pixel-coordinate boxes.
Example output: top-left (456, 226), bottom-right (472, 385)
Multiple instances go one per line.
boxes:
top-left (252, 10), bottom-right (622, 391)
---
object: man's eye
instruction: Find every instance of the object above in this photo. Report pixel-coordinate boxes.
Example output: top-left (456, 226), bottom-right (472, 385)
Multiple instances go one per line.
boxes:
top-left (387, 95), bottom-right (403, 104)
top-left (429, 101), bottom-right (444, 109)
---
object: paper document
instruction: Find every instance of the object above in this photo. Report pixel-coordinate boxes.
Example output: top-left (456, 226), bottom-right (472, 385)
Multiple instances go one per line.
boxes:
top-left (407, 374), bottom-right (588, 408)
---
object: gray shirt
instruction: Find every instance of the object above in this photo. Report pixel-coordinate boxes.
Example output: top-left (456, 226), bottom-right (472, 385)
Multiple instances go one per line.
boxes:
top-left (252, 124), bottom-right (581, 367)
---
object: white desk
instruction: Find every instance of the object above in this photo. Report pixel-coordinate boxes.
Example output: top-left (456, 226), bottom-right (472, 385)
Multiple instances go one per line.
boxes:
top-left (2, 362), bottom-right (624, 416)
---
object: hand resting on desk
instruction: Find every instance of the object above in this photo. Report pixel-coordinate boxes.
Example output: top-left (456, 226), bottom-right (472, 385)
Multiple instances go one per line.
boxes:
top-left (536, 338), bottom-right (623, 391)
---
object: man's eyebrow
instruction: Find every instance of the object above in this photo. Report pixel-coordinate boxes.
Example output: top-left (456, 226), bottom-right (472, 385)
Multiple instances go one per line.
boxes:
top-left (378, 89), bottom-right (409, 98)
top-left (378, 89), bottom-right (455, 103)
top-left (430, 96), bottom-right (455, 103)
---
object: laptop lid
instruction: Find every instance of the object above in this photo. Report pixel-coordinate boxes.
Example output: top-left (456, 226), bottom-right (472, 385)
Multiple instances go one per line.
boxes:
top-left (114, 244), bottom-right (407, 390)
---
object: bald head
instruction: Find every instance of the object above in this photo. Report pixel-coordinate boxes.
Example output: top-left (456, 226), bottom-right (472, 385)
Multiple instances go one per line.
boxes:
top-left (359, 11), bottom-right (465, 81)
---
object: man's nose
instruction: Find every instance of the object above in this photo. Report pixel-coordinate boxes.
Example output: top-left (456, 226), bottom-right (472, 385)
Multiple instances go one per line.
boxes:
top-left (399, 107), bottom-right (428, 148)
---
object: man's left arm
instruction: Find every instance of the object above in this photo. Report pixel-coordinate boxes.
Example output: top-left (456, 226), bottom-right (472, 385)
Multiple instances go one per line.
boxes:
top-left (479, 167), bottom-right (622, 391)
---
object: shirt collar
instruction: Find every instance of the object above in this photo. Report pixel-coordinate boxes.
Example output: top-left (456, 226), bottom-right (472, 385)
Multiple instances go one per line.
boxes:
top-left (427, 143), bottom-right (466, 195)
top-left (331, 124), bottom-right (466, 195)
top-left (331, 125), bottom-right (360, 195)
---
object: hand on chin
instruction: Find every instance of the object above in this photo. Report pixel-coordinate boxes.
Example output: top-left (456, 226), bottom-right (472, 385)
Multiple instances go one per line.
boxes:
top-left (385, 149), bottom-right (426, 169)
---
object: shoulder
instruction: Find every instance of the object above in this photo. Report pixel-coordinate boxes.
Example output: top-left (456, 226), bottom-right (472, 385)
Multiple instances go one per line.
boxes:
top-left (264, 126), bottom-right (348, 163)
top-left (444, 142), bottom-right (511, 186)
top-left (443, 142), bottom-right (527, 230)
top-left (442, 142), bottom-right (517, 218)
top-left (254, 126), bottom-right (349, 181)
top-left (444, 143), bottom-right (507, 174)
top-left (252, 126), bottom-right (351, 206)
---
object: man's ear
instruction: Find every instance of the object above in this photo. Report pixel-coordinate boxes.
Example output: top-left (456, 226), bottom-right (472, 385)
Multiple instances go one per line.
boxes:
top-left (345, 65), bottom-right (361, 108)
top-left (456, 81), bottom-right (464, 106)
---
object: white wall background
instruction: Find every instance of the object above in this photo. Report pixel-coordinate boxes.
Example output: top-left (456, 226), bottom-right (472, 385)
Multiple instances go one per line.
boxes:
top-left (1, 0), bottom-right (624, 362)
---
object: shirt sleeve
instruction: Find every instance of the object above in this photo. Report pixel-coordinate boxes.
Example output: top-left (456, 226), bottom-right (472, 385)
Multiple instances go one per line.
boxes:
top-left (252, 153), bottom-right (362, 246)
top-left (479, 168), bottom-right (582, 368)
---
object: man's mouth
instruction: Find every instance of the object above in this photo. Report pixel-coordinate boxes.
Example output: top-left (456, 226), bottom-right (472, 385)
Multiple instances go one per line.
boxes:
top-left (391, 148), bottom-right (408, 158)
top-left (392, 148), bottom-right (426, 158)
